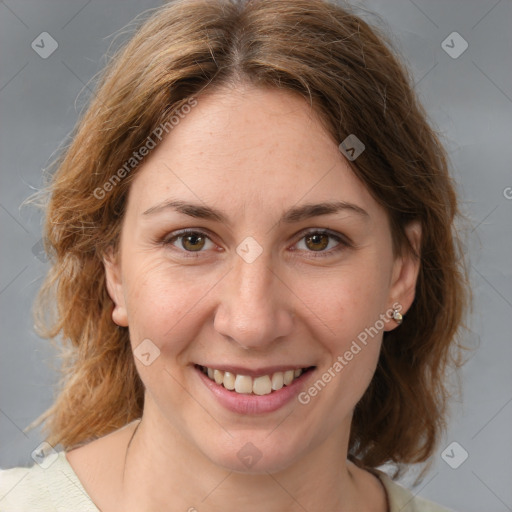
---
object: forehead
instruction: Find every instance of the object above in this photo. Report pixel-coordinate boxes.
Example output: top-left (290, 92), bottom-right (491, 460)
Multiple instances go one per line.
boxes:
top-left (126, 85), bottom-right (379, 220)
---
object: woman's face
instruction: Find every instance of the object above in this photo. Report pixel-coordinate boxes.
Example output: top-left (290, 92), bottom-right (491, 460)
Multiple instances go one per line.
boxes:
top-left (104, 84), bottom-right (420, 473)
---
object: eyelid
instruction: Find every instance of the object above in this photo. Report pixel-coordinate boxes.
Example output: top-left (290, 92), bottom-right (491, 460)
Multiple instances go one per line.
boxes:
top-left (162, 227), bottom-right (215, 244)
top-left (295, 227), bottom-right (352, 245)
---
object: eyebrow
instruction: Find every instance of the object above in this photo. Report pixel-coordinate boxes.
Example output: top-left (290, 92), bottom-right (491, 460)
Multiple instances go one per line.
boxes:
top-left (142, 199), bottom-right (369, 224)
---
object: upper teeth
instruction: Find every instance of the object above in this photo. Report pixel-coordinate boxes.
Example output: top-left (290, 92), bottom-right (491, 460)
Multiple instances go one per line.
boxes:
top-left (201, 366), bottom-right (305, 395)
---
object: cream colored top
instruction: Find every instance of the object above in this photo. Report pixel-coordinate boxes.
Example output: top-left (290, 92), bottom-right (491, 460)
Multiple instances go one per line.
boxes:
top-left (0, 451), bottom-right (454, 511)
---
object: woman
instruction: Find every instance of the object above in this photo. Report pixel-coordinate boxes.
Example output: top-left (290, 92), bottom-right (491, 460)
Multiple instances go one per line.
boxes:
top-left (0, 0), bottom-right (468, 510)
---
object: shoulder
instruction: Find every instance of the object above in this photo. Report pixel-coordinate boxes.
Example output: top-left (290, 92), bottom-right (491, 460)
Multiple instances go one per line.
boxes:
top-left (0, 451), bottom-right (99, 512)
top-left (373, 469), bottom-right (456, 512)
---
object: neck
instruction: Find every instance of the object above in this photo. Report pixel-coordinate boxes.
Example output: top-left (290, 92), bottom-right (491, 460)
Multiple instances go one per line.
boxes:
top-left (117, 409), bottom-right (378, 511)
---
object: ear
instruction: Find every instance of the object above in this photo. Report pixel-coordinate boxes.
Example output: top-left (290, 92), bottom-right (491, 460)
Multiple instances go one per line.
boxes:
top-left (384, 221), bottom-right (421, 331)
top-left (103, 246), bottom-right (128, 327)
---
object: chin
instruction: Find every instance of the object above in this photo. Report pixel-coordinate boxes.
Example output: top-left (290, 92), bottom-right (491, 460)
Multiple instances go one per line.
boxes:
top-left (198, 433), bottom-right (304, 475)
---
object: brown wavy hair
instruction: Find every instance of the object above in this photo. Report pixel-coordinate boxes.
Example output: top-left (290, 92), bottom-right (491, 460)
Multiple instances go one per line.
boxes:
top-left (27, 0), bottom-right (469, 476)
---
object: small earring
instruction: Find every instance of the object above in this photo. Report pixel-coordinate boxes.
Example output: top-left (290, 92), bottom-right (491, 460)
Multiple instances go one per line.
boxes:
top-left (392, 308), bottom-right (403, 325)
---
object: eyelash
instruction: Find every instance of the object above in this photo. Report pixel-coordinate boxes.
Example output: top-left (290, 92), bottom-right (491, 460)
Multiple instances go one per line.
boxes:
top-left (160, 228), bottom-right (351, 258)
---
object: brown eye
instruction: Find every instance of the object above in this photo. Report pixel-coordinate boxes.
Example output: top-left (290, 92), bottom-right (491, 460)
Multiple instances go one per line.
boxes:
top-left (161, 229), bottom-right (216, 256)
top-left (181, 233), bottom-right (206, 251)
top-left (304, 233), bottom-right (330, 251)
top-left (293, 230), bottom-right (349, 256)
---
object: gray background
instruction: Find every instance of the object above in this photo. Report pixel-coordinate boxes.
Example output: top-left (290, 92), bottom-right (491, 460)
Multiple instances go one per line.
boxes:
top-left (0, 0), bottom-right (511, 510)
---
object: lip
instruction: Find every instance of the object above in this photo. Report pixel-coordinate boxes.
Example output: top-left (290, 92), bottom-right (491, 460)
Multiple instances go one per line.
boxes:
top-left (194, 364), bottom-right (316, 414)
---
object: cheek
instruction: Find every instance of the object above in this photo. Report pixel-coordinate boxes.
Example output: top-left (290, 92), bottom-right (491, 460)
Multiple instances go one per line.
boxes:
top-left (293, 258), bottom-right (390, 403)
top-left (122, 257), bottom-right (214, 353)
top-left (295, 258), bottom-right (391, 345)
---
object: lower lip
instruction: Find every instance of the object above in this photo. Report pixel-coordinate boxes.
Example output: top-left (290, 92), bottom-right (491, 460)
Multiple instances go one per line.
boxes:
top-left (195, 366), bottom-right (315, 415)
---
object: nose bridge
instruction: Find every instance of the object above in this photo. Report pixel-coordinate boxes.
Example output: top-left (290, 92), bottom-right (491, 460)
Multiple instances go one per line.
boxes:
top-left (235, 254), bottom-right (272, 310)
top-left (213, 248), bottom-right (293, 349)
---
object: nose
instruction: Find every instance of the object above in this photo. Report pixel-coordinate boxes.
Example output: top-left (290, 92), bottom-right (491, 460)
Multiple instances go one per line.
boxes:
top-left (213, 250), bottom-right (295, 351)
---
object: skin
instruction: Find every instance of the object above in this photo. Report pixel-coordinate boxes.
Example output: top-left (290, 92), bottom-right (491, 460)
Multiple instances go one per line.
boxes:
top-left (66, 83), bottom-right (421, 512)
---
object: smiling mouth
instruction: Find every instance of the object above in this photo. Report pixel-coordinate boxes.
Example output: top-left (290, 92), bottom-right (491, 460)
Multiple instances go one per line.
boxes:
top-left (195, 364), bottom-right (315, 396)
